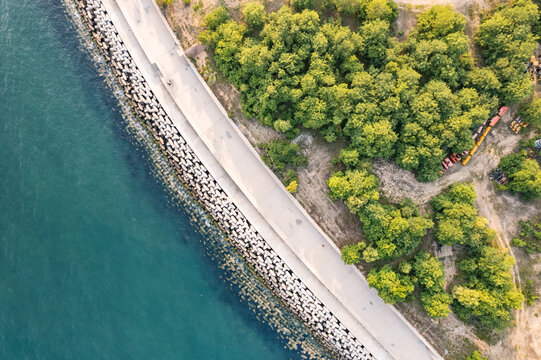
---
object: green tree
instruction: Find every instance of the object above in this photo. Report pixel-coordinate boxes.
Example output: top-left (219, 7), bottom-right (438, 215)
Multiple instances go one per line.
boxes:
top-left (353, 119), bottom-right (398, 158)
top-left (476, 0), bottom-right (539, 65)
top-left (359, 202), bottom-right (433, 260)
top-left (421, 291), bottom-right (452, 318)
top-left (476, 0), bottom-right (539, 104)
top-left (291, 0), bottom-right (316, 10)
top-left (332, 0), bottom-right (364, 15)
top-left (365, 0), bottom-right (397, 22)
top-left (415, 5), bottom-right (466, 40)
top-left (413, 251), bottom-right (445, 291)
top-left (327, 170), bottom-right (380, 213)
top-left (432, 183), bottom-right (495, 249)
top-left (499, 154), bottom-right (541, 200)
top-left (367, 265), bottom-right (415, 304)
top-left (204, 6), bottom-right (229, 30)
top-left (499, 153), bottom-right (525, 175)
top-left (465, 68), bottom-right (502, 98)
top-left (447, 230), bottom-right (524, 330)
top-left (243, 3), bottom-right (265, 30)
top-left (413, 251), bottom-right (451, 318)
top-left (519, 96), bottom-right (541, 128)
top-left (359, 20), bottom-right (392, 67)
top-left (508, 160), bottom-right (541, 200)
top-left (341, 242), bottom-right (367, 264)
top-left (338, 148), bottom-right (360, 168)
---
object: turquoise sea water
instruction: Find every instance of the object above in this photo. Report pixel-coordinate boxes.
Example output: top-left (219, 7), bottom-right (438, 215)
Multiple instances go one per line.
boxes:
top-left (0, 1), bottom-right (332, 359)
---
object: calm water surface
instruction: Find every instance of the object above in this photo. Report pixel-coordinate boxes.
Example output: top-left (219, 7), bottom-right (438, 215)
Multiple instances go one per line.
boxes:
top-left (0, 1), bottom-right (329, 359)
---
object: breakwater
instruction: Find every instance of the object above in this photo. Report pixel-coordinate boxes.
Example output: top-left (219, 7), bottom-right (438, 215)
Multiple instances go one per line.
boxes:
top-left (72, 1), bottom-right (374, 359)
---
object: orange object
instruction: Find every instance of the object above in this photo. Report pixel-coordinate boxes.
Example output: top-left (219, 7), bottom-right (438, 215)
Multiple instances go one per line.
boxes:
top-left (498, 106), bottom-right (509, 116)
top-left (489, 116), bottom-right (500, 126)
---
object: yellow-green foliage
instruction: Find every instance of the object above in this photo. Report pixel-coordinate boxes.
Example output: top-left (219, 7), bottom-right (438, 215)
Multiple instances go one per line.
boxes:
top-left (433, 183), bottom-right (524, 329)
top-left (286, 180), bottom-right (298, 194)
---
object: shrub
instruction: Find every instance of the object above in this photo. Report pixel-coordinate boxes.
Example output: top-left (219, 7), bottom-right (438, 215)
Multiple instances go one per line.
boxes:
top-left (261, 140), bottom-right (307, 170)
top-left (286, 180), bottom-right (298, 193)
top-left (467, 350), bottom-right (487, 360)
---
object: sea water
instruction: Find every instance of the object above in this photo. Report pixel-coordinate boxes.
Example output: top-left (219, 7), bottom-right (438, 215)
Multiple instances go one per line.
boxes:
top-left (0, 1), bottom-right (333, 359)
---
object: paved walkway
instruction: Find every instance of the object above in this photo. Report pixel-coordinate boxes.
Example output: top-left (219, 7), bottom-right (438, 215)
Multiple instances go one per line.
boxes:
top-left (101, 1), bottom-right (443, 359)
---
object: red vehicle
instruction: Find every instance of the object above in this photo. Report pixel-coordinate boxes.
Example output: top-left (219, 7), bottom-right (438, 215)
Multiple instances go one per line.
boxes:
top-left (498, 106), bottom-right (509, 116)
top-left (489, 115), bottom-right (500, 127)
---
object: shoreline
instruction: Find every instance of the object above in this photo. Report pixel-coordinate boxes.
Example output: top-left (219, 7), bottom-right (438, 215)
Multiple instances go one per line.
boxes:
top-left (69, 1), bottom-right (442, 359)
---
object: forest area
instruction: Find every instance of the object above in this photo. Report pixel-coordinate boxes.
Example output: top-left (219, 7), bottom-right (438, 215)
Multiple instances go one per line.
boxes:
top-left (161, 0), bottom-right (541, 358)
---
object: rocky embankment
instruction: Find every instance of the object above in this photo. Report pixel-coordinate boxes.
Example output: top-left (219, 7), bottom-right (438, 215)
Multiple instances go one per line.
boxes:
top-left (71, 1), bottom-right (374, 359)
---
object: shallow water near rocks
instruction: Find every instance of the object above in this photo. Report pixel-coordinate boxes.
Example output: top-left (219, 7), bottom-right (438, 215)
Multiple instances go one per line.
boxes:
top-left (0, 1), bottom-right (333, 359)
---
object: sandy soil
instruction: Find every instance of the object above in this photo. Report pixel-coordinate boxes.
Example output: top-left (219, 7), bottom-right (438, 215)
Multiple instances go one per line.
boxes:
top-left (163, 1), bottom-right (541, 358)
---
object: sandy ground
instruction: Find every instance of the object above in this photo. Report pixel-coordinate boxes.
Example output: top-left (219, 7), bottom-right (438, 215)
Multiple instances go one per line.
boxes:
top-left (163, 1), bottom-right (541, 358)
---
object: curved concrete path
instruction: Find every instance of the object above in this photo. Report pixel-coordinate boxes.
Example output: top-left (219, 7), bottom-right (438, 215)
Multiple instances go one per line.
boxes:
top-left (99, 1), bottom-right (443, 359)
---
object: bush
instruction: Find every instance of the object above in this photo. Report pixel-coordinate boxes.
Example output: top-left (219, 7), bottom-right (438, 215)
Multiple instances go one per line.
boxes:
top-left (514, 218), bottom-right (541, 253)
top-left (362, 246), bottom-right (379, 262)
top-left (338, 148), bottom-right (360, 168)
top-left (511, 237), bottom-right (526, 247)
top-left (399, 261), bottom-right (412, 274)
top-left (261, 140), bottom-right (307, 172)
top-left (286, 179), bottom-right (298, 193)
top-left (522, 280), bottom-right (539, 306)
top-left (467, 351), bottom-right (487, 360)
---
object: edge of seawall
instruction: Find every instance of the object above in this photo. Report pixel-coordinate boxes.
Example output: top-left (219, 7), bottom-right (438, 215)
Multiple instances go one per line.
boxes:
top-left (70, 1), bottom-right (443, 359)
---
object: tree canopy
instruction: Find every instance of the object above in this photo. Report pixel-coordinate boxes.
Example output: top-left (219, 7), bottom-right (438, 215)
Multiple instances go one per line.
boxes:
top-left (432, 184), bottom-right (524, 329)
top-left (499, 153), bottom-right (541, 200)
top-left (199, 1), bottom-right (539, 182)
top-left (476, 0), bottom-right (539, 103)
top-left (414, 251), bottom-right (452, 318)
top-left (518, 96), bottom-right (541, 129)
top-left (367, 265), bottom-right (415, 304)
top-left (431, 183), bottom-right (496, 248)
